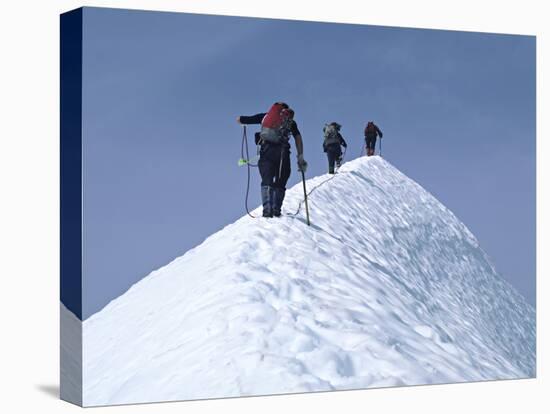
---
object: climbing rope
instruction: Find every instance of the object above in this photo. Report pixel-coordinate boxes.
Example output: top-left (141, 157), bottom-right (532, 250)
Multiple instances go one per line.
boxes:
top-left (240, 128), bottom-right (350, 221)
top-left (287, 176), bottom-right (335, 217)
top-left (287, 169), bottom-right (346, 217)
top-left (286, 146), bottom-right (349, 218)
top-left (241, 126), bottom-right (259, 219)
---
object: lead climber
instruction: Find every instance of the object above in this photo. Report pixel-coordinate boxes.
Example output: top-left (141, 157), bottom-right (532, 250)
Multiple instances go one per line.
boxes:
top-left (364, 121), bottom-right (383, 156)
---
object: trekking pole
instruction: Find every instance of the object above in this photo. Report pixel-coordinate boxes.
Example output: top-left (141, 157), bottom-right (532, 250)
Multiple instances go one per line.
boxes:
top-left (379, 137), bottom-right (382, 157)
top-left (301, 170), bottom-right (311, 226)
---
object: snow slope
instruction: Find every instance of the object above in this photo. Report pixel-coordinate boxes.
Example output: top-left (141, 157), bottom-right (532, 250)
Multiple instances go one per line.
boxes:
top-left (80, 156), bottom-right (535, 406)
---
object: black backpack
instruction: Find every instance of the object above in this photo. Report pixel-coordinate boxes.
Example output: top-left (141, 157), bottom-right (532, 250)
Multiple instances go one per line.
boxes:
top-left (323, 123), bottom-right (341, 146)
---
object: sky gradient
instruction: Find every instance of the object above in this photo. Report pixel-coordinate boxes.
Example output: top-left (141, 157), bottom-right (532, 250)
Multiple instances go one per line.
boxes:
top-left (77, 7), bottom-right (535, 319)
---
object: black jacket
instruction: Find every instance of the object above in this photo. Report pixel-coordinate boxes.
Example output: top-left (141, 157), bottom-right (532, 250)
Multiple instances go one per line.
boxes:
top-left (364, 123), bottom-right (383, 139)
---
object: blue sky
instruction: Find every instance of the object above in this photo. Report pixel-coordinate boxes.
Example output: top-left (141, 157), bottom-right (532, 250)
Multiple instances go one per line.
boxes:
top-left (74, 7), bottom-right (535, 319)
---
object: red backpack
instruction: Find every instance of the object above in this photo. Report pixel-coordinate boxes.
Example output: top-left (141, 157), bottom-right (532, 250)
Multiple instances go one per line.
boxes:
top-left (260, 103), bottom-right (293, 143)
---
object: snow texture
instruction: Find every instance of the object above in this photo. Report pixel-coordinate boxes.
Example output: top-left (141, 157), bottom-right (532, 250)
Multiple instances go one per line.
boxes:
top-left (78, 156), bottom-right (535, 406)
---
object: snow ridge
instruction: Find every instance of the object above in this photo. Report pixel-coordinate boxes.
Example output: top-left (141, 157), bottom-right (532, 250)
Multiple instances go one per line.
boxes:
top-left (81, 156), bottom-right (535, 406)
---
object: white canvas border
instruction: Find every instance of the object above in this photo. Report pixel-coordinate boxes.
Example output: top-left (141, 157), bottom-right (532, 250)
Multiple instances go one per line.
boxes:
top-left (0, 0), bottom-right (546, 413)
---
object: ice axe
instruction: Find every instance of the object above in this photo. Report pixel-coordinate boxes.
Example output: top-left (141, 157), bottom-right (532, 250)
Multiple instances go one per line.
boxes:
top-left (301, 170), bottom-right (310, 226)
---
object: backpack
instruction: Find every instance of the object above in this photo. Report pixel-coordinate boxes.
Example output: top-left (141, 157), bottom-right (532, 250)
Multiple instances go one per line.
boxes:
top-left (323, 123), bottom-right (340, 146)
top-left (365, 121), bottom-right (376, 136)
top-left (259, 103), bottom-right (293, 143)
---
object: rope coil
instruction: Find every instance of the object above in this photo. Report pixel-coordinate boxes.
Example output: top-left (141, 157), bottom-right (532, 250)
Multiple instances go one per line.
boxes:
top-left (241, 126), bottom-right (258, 218)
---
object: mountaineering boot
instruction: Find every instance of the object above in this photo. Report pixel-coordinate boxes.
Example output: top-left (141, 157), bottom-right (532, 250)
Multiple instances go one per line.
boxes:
top-left (269, 187), bottom-right (278, 217)
top-left (336, 156), bottom-right (342, 169)
top-left (261, 186), bottom-right (273, 217)
top-left (272, 188), bottom-right (286, 217)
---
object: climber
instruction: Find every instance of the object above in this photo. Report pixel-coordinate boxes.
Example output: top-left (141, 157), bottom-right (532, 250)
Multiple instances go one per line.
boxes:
top-left (322, 122), bottom-right (347, 174)
top-left (364, 121), bottom-right (383, 156)
top-left (237, 102), bottom-right (308, 217)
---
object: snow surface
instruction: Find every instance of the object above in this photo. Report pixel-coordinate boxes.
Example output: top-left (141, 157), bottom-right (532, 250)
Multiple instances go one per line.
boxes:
top-left (79, 156), bottom-right (535, 406)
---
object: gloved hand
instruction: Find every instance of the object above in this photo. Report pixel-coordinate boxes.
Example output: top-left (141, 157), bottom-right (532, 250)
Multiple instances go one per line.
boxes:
top-left (297, 154), bottom-right (308, 173)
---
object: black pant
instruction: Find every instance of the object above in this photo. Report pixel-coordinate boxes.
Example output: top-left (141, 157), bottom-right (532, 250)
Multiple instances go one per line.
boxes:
top-left (258, 143), bottom-right (291, 189)
top-left (325, 144), bottom-right (342, 174)
top-left (366, 135), bottom-right (377, 151)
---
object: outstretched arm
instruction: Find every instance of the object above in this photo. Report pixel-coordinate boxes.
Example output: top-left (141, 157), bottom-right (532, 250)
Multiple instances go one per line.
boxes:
top-left (237, 113), bottom-right (266, 125)
top-left (376, 125), bottom-right (383, 138)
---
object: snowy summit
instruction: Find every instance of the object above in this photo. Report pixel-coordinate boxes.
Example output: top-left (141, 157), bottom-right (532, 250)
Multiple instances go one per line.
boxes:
top-left (70, 156), bottom-right (535, 406)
